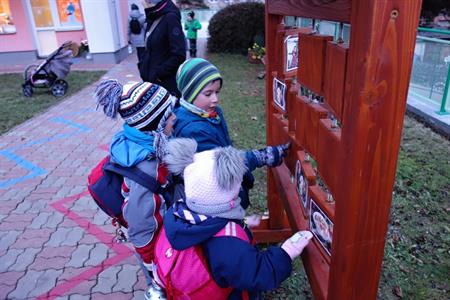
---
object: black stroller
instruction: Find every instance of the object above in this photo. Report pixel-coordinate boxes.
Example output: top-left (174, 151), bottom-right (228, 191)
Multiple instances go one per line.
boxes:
top-left (22, 41), bottom-right (74, 97)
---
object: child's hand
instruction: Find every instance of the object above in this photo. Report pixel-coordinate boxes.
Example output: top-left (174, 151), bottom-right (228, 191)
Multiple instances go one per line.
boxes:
top-left (244, 214), bottom-right (261, 228)
top-left (252, 142), bottom-right (291, 168)
top-left (281, 231), bottom-right (313, 260)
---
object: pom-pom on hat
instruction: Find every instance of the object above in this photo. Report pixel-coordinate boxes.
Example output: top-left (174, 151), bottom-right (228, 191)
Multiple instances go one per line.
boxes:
top-left (176, 58), bottom-right (222, 103)
top-left (95, 80), bottom-right (176, 132)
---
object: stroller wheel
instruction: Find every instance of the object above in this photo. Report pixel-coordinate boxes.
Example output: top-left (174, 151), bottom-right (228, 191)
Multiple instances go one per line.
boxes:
top-left (22, 84), bottom-right (33, 97)
top-left (51, 79), bottom-right (68, 97)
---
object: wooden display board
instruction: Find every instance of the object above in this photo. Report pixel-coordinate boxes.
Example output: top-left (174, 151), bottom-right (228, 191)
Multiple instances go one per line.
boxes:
top-left (252, 1), bottom-right (422, 299)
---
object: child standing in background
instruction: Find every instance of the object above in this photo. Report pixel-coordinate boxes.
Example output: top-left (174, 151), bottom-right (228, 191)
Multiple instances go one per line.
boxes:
top-left (184, 11), bottom-right (202, 57)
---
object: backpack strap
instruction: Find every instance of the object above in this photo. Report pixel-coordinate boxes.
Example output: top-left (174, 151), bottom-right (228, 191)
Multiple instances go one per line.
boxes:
top-left (213, 222), bottom-right (250, 242)
top-left (103, 161), bottom-right (163, 194)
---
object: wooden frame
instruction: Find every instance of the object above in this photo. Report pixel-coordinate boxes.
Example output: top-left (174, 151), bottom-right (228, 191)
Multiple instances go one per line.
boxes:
top-left (253, 1), bottom-right (423, 299)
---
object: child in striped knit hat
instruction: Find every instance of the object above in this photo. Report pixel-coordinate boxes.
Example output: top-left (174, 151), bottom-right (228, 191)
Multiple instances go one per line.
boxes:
top-left (173, 58), bottom-right (290, 212)
top-left (94, 79), bottom-right (177, 295)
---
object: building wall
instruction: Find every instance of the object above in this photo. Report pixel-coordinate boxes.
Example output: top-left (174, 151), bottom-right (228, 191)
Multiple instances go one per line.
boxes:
top-left (55, 30), bottom-right (86, 47)
top-left (0, 0), bottom-right (34, 52)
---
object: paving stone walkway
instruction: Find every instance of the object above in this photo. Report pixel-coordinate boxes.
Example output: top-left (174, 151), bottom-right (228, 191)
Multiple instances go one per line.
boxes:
top-left (0, 38), bottom-right (208, 299)
top-left (0, 53), bottom-right (172, 300)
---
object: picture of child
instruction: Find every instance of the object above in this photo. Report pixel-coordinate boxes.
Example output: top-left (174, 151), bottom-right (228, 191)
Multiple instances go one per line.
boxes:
top-left (285, 35), bottom-right (299, 72)
top-left (310, 200), bottom-right (333, 255)
top-left (295, 160), bottom-right (308, 211)
top-left (273, 77), bottom-right (286, 111)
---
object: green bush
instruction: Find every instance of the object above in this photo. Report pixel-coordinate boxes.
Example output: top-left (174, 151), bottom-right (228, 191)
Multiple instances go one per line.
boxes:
top-left (207, 2), bottom-right (265, 54)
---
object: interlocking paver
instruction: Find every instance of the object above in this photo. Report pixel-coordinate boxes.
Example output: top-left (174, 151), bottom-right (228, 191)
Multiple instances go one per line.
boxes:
top-left (0, 230), bottom-right (21, 251)
top-left (8, 247), bottom-right (41, 272)
top-left (114, 264), bottom-right (139, 293)
top-left (0, 248), bottom-right (23, 272)
top-left (62, 227), bottom-right (85, 246)
top-left (29, 211), bottom-right (52, 229)
top-left (85, 244), bottom-right (109, 267)
top-left (91, 265), bottom-right (121, 294)
top-left (8, 269), bottom-right (44, 299)
top-left (46, 227), bottom-right (72, 247)
top-left (66, 244), bottom-right (93, 268)
top-left (28, 269), bottom-right (64, 298)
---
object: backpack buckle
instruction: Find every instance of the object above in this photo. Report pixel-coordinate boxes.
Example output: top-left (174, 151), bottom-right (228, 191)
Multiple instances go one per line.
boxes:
top-left (112, 218), bottom-right (127, 243)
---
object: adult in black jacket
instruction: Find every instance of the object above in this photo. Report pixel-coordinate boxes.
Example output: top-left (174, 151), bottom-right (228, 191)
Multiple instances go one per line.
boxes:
top-left (139, 0), bottom-right (186, 98)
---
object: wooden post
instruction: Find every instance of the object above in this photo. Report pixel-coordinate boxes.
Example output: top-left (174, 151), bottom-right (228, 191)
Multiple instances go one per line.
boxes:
top-left (328, 1), bottom-right (422, 298)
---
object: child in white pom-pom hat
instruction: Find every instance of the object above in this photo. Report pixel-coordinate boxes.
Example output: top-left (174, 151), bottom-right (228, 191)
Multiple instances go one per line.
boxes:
top-left (150, 138), bottom-right (312, 300)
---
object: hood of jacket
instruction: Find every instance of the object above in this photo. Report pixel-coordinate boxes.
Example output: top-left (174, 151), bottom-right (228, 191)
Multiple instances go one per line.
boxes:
top-left (163, 206), bottom-right (229, 250)
top-left (145, 0), bottom-right (180, 22)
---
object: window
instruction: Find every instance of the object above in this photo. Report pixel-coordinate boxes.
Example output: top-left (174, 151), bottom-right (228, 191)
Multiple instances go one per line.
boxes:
top-left (30, 0), bottom-right (83, 30)
top-left (0, 0), bottom-right (16, 34)
top-left (56, 0), bottom-right (82, 27)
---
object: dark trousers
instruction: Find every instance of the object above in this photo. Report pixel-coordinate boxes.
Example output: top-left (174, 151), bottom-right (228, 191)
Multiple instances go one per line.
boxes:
top-left (136, 47), bottom-right (145, 63)
top-left (188, 39), bottom-right (197, 57)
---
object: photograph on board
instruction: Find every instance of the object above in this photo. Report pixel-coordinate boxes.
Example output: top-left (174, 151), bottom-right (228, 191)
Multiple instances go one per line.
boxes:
top-left (273, 77), bottom-right (286, 111)
top-left (310, 200), bottom-right (333, 255)
top-left (285, 35), bottom-right (299, 72)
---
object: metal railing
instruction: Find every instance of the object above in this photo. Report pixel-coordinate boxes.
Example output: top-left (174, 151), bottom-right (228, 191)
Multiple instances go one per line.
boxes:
top-left (285, 18), bottom-right (450, 115)
top-left (409, 27), bottom-right (450, 115)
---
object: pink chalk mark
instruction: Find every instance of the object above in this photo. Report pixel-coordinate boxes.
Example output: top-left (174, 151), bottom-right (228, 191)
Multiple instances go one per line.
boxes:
top-left (37, 188), bottom-right (134, 299)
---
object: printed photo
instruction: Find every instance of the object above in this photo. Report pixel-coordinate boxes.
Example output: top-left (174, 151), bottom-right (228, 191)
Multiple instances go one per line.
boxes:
top-left (310, 200), bottom-right (333, 255)
top-left (295, 160), bottom-right (308, 210)
top-left (272, 78), bottom-right (286, 111)
top-left (285, 35), bottom-right (299, 72)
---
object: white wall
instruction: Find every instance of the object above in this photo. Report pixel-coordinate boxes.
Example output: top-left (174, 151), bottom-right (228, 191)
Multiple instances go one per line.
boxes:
top-left (80, 0), bottom-right (121, 53)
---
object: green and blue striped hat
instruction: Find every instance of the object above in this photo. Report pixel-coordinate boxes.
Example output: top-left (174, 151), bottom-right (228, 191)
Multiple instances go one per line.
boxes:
top-left (176, 58), bottom-right (223, 103)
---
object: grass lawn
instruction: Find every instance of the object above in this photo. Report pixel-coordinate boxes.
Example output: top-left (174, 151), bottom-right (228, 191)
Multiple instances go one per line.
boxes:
top-left (0, 70), bottom-right (105, 134)
top-left (208, 53), bottom-right (450, 299)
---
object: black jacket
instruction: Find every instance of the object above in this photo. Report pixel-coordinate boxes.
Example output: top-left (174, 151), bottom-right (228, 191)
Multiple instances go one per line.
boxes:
top-left (139, 0), bottom-right (186, 97)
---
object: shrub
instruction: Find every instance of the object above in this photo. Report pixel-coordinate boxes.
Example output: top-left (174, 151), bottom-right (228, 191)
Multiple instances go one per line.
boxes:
top-left (207, 2), bottom-right (265, 54)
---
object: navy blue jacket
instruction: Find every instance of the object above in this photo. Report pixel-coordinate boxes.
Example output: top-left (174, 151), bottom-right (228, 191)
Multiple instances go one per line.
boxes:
top-left (172, 106), bottom-right (259, 209)
top-left (140, 0), bottom-right (186, 97)
top-left (163, 208), bottom-right (293, 300)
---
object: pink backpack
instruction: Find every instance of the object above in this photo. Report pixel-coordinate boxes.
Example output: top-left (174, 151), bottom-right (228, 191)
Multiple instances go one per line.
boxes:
top-left (154, 222), bottom-right (250, 300)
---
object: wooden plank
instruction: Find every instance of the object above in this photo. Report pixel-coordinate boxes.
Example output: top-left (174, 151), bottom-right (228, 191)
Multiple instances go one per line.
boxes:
top-left (323, 42), bottom-right (349, 121)
top-left (267, 0), bottom-right (351, 23)
top-left (252, 228), bottom-right (293, 243)
top-left (297, 34), bottom-right (333, 95)
top-left (316, 119), bottom-right (342, 197)
top-left (271, 164), bottom-right (329, 300)
top-left (328, 0), bottom-right (423, 299)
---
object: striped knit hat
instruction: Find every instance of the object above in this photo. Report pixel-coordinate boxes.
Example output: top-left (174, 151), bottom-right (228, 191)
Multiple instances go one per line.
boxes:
top-left (176, 58), bottom-right (222, 103)
top-left (95, 80), bottom-right (176, 131)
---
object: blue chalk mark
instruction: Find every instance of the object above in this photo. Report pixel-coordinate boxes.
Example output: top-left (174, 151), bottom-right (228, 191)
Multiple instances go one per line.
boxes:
top-left (0, 150), bottom-right (47, 189)
top-left (0, 113), bottom-right (95, 188)
top-left (50, 117), bottom-right (91, 132)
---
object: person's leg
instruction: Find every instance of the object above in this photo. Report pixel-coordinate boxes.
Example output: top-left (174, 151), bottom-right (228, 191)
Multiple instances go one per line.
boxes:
top-left (189, 39), bottom-right (197, 57)
top-left (188, 39), bottom-right (195, 57)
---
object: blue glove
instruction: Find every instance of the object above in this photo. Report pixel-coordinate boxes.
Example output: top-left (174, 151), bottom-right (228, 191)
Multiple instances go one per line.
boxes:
top-left (252, 142), bottom-right (291, 168)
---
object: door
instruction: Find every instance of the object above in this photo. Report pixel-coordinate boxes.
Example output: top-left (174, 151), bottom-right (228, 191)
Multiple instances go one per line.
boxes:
top-left (26, 0), bottom-right (83, 57)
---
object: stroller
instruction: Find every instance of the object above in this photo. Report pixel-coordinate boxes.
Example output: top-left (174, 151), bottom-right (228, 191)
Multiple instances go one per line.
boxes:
top-left (22, 41), bottom-right (74, 97)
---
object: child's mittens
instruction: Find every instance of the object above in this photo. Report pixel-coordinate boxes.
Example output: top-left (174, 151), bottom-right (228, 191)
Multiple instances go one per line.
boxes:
top-left (244, 214), bottom-right (262, 228)
top-left (281, 231), bottom-right (313, 260)
top-left (252, 142), bottom-right (291, 168)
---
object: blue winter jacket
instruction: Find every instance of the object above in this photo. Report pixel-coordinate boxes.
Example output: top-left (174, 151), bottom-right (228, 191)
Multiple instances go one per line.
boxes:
top-left (172, 106), bottom-right (259, 209)
top-left (163, 207), bottom-right (293, 300)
